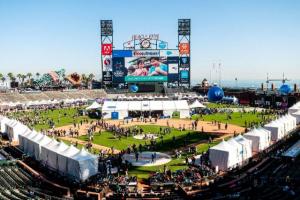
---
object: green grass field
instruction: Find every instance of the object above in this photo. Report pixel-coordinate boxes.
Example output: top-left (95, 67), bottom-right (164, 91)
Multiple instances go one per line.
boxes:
top-left (78, 125), bottom-right (217, 152)
top-left (9, 107), bottom-right (90, 131)
top-left (192, 112), bottom-right (275, 127)
top-left (205, 103), bottom-right (245, 109)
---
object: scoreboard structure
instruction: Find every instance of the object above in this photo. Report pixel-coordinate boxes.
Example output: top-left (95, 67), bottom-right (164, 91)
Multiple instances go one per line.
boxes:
top-left (100, 19), bottom-right (191, 90)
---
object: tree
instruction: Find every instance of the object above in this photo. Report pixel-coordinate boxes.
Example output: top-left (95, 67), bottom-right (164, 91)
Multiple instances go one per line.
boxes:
top-left (36, 72), bottom-right (40, 79)
top-left (0, 73), bottom-right (3, 81)
top-left (7, 72), bottom-right (15, 82)
top-left (81, 74), bottom-right (87, 86)
top-left (27, 72), bottom-right (32, 80)
top-left (17, 73), bottom-right (22, 83)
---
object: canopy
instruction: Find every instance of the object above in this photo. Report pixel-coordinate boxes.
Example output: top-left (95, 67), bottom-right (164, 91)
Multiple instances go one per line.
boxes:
top-left (189, 100), bottom-right (206, 109)
top-left (6, 120), bottom-right (30, 142)
top-left (0, 116), bottom-right (11, 133)
top-left (291, 110), bottom-right (300, 124)
top-left (67, 148), bottom-right (98, 181)
top-left (234, 135), bottom-right (252, 161)
top-left (244, 128), bottom-right (271, 152)
top-left (209, 140), bottom-right (239, 171)
top-left (264, 120), bottom-right (285, 141)
top-left (85, 101), bottom-right (101, 110)
top-left (57, 145), bottom-right (80, 175)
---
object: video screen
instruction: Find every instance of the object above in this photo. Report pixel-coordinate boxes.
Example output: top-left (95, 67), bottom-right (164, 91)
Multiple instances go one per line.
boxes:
top-left (125, 57), bottom-right (168, 82)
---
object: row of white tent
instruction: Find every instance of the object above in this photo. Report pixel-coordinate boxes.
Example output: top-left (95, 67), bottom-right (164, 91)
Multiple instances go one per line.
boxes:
top-left (102, 100), bottom-right (191, 119)
top-left (0, 98), bottom-right (88, 108)
top-left (209, 114), bottom-right (298, 171)
top-left (288, 102), bottom-right (300, 124)
top-left (0, 116), bottom-right (98, 181)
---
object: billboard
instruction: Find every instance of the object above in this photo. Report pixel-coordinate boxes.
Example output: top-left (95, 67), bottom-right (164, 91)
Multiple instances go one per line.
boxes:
top-left (111, 50), bottom-right (180, 83)
top-left (102, 44), bottom-right (112, 55)
top-left (179, 43), bottom-right (190, 55)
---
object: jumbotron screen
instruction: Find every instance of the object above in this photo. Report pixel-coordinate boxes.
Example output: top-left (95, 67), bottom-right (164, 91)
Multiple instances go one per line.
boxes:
top-left (112, 50), bottom-right (180, 83)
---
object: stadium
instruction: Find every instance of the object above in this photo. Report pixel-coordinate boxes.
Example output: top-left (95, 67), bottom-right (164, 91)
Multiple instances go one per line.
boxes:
top-left (0, 16), bottom-right (300, 200)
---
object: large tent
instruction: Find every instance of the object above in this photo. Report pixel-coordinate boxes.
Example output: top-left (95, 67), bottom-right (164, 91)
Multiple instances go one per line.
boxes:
top-left (0, 116), bottom-right (11, 134)
top-left (291, 110), bottom-right (300, 124)
top-left (43, 141), bottom-right (69, 170)
top-left (5, 120), bottom-right (30, 142)
top-left (227, 138), bottom-right (243, 165)
top-left (234, 135), bottom-right (252, 161)
top-left (189, 100), bottom-right (206, 109)
top-left (102, 100), bottom-right (190, 119)
top-left (288, 102), bottom-right (300, 114)
top-left (67, 148), bottom-right (98, 181)
top-left (244, 128), bottom-right (271, 152)
top-left (85, 101), bottom-right (102, 110)
top-left (209, 140), bottom-right (239, 171)
top-left (32, 134), bottom-right (52, 161)
top-left (57, 145), bottom-right (80, 175)
top-left (264, 119), bottom-right (286, 141)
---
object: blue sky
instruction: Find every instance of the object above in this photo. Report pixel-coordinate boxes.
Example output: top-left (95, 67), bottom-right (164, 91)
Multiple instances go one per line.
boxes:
top-left (0, 0), bottom-right (299, 82)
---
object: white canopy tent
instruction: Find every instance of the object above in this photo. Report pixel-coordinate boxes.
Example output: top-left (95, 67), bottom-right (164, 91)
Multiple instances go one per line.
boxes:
top-left (67, 148), bottom-right (98, 181)
top-left (40, 139), bottom-right (60, 166)
top-left (227, 138), bottom-right (243, 165)
top-left (291, 110), bottom-right (300, 124)
top-left (234, 135), bottom-right (252, 162)
top-left (0, 116), bottom-right (11, 134)
top-left (102, 100), bottom-right (190, 119)
top-left (244, 128), bottom-right (271, 152)
top-left (209, 140), bottom-right (239, 171)
top-left (189, 100), bottom-right (206, 109)
top-left (18, 129), bottom-right (33, 151)
top-left (44, 141), bottom-right (69, 170)
top-left (57, 145), bottom-right (80, 175)
top-left (26, 133), bottom-right (44, 158)
top-left (6, 120), bottom-right (30, 142)
top-left (32, 134), bottom-right (52, 161)
top-left (85, 102), bottom-right (102, 110)
top-left (288, 102), bottom-right (300, 114)
top-left (264, 120), bottom-right (285, 141)
top-left (23, 131), bottom-right (38, 154)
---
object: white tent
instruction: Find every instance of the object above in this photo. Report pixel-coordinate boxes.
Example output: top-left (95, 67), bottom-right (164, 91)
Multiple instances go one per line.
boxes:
top-left (0, 116), bottom-right (11, 134)
top-left (40, 139), bottom-right (59, 166)
top-left (6, 120), bottom-right (30, 142)
top-left (43, 141), bottom-right (69, 170)
top-left (128, 101), bottom-right (142, 111)
top-left (85, 102), bottom-right (101, 110)
top-left (149, 101), bottom-right (163, 111)
top-left (189, 100), bottom-right (206, 109)
top-left (244, 128), bottom-right (271, 152)
top-left (288, 102), bottom-right (300, 114)
top-left (26, 132), bottom-right (44, 158)
top-left (67, 148), bottom-right (98, 181)
top-left (162, 101), bottom-right (176, 117)
top-left (57, 145), bottom-right (80, 175)
top-left (174, 100), bottom-right (190, 118)
top-left (264, 120), bottom-right (285, 141)
top-left (209, 140), bottom-right (239, 171)
top-left (18, 129), bottom-right (33, 151)
top-left (234, 135), bottom-right (252, 162)
top-left (23, 131), bottom-right (38, 154)
top-left (227, 138), bottom-right (243, 165)
top-left (32, 134), bottom-right (52, 161)
top-left (291, 110), bottom-right (300, 124)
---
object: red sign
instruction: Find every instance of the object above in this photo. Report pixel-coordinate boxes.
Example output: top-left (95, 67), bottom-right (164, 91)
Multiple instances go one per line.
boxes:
top-left (179, 43), bottom-right (190, 55)
top-left (101, 44), bottom-right (112, 55)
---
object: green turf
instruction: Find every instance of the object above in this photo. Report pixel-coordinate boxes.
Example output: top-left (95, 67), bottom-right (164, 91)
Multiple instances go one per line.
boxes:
top-left (192, 112), bottom-right (275, 127)
top-left (9, 107), bottom-right (90, 131)
top-left (78, 125), bottom-right (216, 152)
top-left (205, 103), bottom-right (245, 109)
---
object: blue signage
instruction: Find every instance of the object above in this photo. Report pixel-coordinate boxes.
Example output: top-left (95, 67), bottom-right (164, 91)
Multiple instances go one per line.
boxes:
top-left (112, 50), bottom-right (132, 57)
top-left (111, 112), bottom-right (119, 120)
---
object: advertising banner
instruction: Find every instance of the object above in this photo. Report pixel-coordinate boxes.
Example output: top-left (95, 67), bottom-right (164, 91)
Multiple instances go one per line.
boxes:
top-left (179, 57), bottom-right (190, 68)
top-left (112, 50), bottom-right (132, 57)
top-left (102, 56), bottom-right (112, 71)
top-left (160, 50), bottom-right (179, 57)
top-left (112, 57), bottom-right (127, 83)
top-left (102, 71), bottom-right (113, 82)
top-left (179, 69), bottom-right (189, 83)
top-left (179, 43), bottom-right (190, 55)
top-left (101, 44), bottom-right (112, 55)
top-left (133, 50), bottom-right (160, 57)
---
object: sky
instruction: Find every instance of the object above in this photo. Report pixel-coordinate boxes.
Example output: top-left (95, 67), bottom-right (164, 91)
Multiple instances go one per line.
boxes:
top-left (0, 0), bottom-right (300, 83)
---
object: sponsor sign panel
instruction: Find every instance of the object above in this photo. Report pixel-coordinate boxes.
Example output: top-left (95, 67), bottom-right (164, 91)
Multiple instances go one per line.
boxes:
top-left (102, 56), bottom-right (112, 71)
top-left (101, 44), bottom-right (112, 55)
top-left (133, 50), bottom-right (160, 57)
top-left (179, 43), bottom-right (190, 55)
top-left (160, 50), bottom-right (179, 57)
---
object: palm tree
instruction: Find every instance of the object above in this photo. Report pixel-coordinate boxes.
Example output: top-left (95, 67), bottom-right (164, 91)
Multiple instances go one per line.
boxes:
top-left (0, 73), bottom-right (3, 81)
top-left (17, 73), bottom-right (22, 83)
top-left (36, 72), bottom-right (40, 80)
top-left (21, 74), bottom-right (26, 86)
top-left (81, 74), bottom-right (87, 87)
top-left (7, 72), bottom-right (15, 82)
top-left (27, 72), bottom-right (32, 80)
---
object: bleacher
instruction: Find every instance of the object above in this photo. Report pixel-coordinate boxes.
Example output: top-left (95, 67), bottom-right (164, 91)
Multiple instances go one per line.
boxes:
top-left (0, 161), bottom-right (72, 200)
top-left (0, 89), bottom-right (107, 103)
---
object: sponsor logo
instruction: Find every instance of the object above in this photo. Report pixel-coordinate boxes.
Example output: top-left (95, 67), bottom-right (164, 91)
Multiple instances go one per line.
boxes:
top-left (158, 41), bottom-right (167, 49)
top-left (160, 50), bottom-right (179, 57)
top-left (103, 56), bottom-right (112, 71)
top-left (133, 50), bottom-right (160, 57)
top-left (169, 63), bottom-right (178, 74)
top-left (179, 43), bottom-right (190, 55)
top-left (180, 57), bottom-right (190, 67)
top-left (101, 44), bottom-right (112, 55)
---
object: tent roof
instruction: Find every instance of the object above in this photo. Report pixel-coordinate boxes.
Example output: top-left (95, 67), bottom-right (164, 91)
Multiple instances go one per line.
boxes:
top-left (189, 100), bottom-right (206, 109)
top-left (71, 148), bottom-right (97, 161)
top-left (86, 102), bottom-right (101, 110)
top-left (210, 140), bottom-right (234, 152)
top-left (58, 145), bottom-right (80, 157)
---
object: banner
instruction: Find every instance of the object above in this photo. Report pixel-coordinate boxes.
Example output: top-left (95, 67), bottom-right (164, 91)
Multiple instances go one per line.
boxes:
top-left (179, 43), bottom-right (190, 55)
top-left (112, 57), bottom-right (127, 83)
top-left (112, 50), bottom-right (132, 57)
top-left (133, 50), bottom-right (160, 57)
top-left (160, 50), bottom-right (179, 57)
top-left (179, 57), bottom-right (190, 68)
top-left (101, 44), bottom-right (112, 55)
top-left (102, 56), bottom-right (112, 71)
top-left (102, 71), bottom-right (112, 82)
